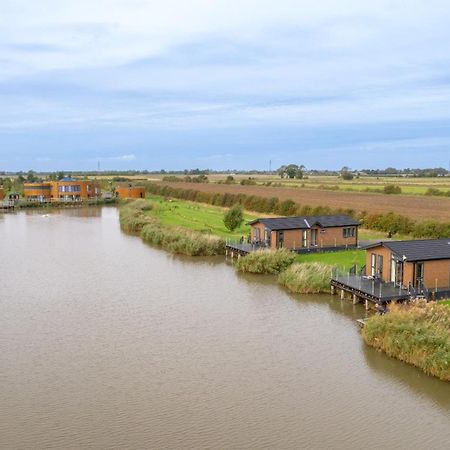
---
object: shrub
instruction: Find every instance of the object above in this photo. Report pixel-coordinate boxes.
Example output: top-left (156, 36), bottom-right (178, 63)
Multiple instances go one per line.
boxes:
top-left (240, 177), bottom-right (257, 185)
top-left (278, 262), bottom-right (333, 294)
top-left (234, 249), bottom-right (296, 274)
top-left (384, 184), bottom-right (402, 194)
top-left (362, 302), bottom-right (450, 381)
top-left (223, 204), bottom-right (244, 231)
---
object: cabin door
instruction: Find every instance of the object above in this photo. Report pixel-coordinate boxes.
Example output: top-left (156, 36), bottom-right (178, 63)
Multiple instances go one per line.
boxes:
top-left (371, 253), bottom-right (377, 277)
top-left (414, 262), bottom-right (424, 292)
top-left (302, 230), bottom-right (308, 248)
top-left (277, 231), bottom-right (284, 248)
top-left (311, 229), bottom-right (318, 247)
top-left (391, 258), bottom-right (396, 283)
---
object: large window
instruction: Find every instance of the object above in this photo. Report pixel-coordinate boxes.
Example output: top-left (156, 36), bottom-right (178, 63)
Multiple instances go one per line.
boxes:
top-left (343, 227), bottom-right (355, 238)
top-left (59, 185), bottom-right (81, 193)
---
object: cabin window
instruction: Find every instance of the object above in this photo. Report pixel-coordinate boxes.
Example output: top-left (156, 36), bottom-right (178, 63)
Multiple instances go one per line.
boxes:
top-left (343, 227), bottom-right (355, 238)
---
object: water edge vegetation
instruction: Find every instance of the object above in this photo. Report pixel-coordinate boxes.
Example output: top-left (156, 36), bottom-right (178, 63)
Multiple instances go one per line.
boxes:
top-left (362, 302), bottom-right (450, 382)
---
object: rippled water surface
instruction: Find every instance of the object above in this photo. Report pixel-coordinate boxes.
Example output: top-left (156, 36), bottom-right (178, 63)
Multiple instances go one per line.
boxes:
top-left (1, 208), bottom-right (449, 449)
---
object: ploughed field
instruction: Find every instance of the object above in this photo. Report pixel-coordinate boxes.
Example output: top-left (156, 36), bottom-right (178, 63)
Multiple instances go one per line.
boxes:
top-left (156, 182), bottom-right (450, 221)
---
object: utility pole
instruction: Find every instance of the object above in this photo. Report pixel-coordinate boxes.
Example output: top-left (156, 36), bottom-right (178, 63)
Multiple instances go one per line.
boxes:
top-left (269, 160), bottom-right (272, 174)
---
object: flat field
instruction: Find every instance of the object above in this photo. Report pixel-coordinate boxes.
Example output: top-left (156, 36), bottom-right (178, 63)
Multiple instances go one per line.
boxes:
top-left (155, 181), bottom-right (450, 221)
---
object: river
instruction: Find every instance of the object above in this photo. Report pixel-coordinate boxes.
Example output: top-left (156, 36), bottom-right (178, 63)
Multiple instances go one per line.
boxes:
top-left (0, 208), bottom-right (449, 449)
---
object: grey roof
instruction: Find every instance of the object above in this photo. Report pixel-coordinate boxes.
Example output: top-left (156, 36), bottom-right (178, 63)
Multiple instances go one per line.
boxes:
top-left (249, 215), bottom-right (360, 231)
top-left (364, 238), bottom-right (450, 262)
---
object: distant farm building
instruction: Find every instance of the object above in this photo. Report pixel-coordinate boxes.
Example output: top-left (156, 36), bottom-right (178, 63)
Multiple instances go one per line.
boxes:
top-left (115, 185), bottom-right (146, 199)
top-left (23, 178), bottom-right (101, 202)
top-left (249, 215), bottom-right (360, 252)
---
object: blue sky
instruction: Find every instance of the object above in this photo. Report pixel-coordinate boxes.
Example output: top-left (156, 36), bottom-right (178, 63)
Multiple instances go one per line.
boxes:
top-left (1, 0), bottom-right (450, 171)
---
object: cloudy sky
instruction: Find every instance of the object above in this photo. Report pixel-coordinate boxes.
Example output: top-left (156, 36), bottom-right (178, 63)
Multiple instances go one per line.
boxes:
top-left (1, 0), bottom-right (450, 171)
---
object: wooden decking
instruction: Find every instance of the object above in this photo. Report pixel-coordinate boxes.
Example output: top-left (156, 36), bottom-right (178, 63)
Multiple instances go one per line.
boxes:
top-left (331, 274), bottom-right (411, 305)
top-left (225, 243), bottom-right (263, 256)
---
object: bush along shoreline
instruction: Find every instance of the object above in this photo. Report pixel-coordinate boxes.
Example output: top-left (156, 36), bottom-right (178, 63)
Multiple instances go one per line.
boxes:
top-left (362, 302), bottom-right (450, 382)
top-left (119, 199), bottom-right (225, 256)
top-left (278, 262), bottom-right (334, 294)
top-left (234, 249), bottom-right (296, 274)
top-left (234, 250), bottom-right (332, 294)
top-left (145, 182), bottom-right (450, 239)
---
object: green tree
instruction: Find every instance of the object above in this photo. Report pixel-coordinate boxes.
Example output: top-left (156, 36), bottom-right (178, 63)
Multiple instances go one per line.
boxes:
top-left (277, 164), bottom-right (305, 179)
top-left (223, 204), bottom-right (244, 231)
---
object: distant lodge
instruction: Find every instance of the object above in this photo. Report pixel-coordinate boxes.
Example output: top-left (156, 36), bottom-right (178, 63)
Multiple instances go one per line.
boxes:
top-left (115, 185), bottom-right (146, 199)
top-left (23, 178), bottom-right (101, 202)
top-left (248, 215), bottom-right (360, 252)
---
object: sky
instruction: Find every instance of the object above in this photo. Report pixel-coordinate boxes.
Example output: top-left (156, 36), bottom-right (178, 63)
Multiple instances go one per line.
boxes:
top-left (1, 0), bottom-right (450, 171)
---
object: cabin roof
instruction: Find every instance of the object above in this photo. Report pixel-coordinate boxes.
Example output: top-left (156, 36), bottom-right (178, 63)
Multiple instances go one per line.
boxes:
top-left (248, 215), bottom-right (360, 231)
top-left (364, 238), bottom-right (450, 262)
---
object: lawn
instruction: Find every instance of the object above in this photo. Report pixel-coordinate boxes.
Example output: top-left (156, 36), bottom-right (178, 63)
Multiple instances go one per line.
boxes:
top-left (297, 249), bottom-right (366, 271)
top-left (146, 195), bottom-right (255, 239)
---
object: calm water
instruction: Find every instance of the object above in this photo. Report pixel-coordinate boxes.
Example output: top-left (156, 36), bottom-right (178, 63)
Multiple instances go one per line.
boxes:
top-left (0, 208), bottom-right (449, 450)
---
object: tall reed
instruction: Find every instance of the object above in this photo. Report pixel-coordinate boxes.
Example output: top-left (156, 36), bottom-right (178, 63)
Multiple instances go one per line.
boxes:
top-left (362, 302), bottom-right (450, 381)
top-left (278, 262), bottom-right (334, 294)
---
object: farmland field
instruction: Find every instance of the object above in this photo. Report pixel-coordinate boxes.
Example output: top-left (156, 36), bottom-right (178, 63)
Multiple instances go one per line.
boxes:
top-left (154, 181), bottom-right (450, 221)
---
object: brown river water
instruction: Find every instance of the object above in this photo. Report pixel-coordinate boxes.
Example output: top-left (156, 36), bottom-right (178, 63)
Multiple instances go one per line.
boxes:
top-left (0, 208), bottom-right (449, 450)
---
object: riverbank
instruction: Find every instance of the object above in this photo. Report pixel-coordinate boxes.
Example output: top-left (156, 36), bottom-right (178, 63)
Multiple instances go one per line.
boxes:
top-left (119, 199), bottom-right (225, 256)
top-left (362, 302), bottom-right (450, 382)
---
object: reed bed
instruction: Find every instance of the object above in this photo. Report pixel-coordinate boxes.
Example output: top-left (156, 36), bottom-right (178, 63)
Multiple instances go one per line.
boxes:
top-left (362, 302), bottom-right (450, 381)
top-left (278, 262), bottom-right (334, 294)
top-left (140, 223), bottom-right (225, 256)
top-left (234, 249), bottom-right (296, 274)
top-left (119, 200), bottom-right (155, 233)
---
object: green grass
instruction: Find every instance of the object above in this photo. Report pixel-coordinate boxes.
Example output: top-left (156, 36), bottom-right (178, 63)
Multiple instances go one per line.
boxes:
top-left (440, 300), bottom-right (450, 306)
top-left (147, 195), bottom-right (255, 239)
top-left (296, 249), bottom-right (365, 271)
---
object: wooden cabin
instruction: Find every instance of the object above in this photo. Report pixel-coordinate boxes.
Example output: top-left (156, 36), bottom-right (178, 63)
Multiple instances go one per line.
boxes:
top-left (115, 185), bottom-right (145, 199)
top-left (364, 239), bottom-right (450, 294)
top-left (248, 215), bottom-right (360, 252)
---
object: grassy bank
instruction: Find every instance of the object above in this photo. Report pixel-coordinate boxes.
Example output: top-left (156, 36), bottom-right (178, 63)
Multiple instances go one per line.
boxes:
top-left (147, 194), bottom-right (253, 239)
top-left (362, 302), bottom-right (450, 382)
top-left (297, 249), bottom-right (365, 271)
top-left (119, 199), bottom-right (225, 256)
top-left (278, 263), bottom-right (333, 294)
top-left (146, 182), bottom-right (450, 238)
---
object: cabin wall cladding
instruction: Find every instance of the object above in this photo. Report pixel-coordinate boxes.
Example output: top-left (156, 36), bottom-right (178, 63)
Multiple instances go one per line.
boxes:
top-left (250, 223), bottom-right (266, 241)
top-left (420, 260), bottom-right (450, 288)
top-left (313, 226), bottom-right (357, 248)
top-left (365, 246), bottom-right (392, 279)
